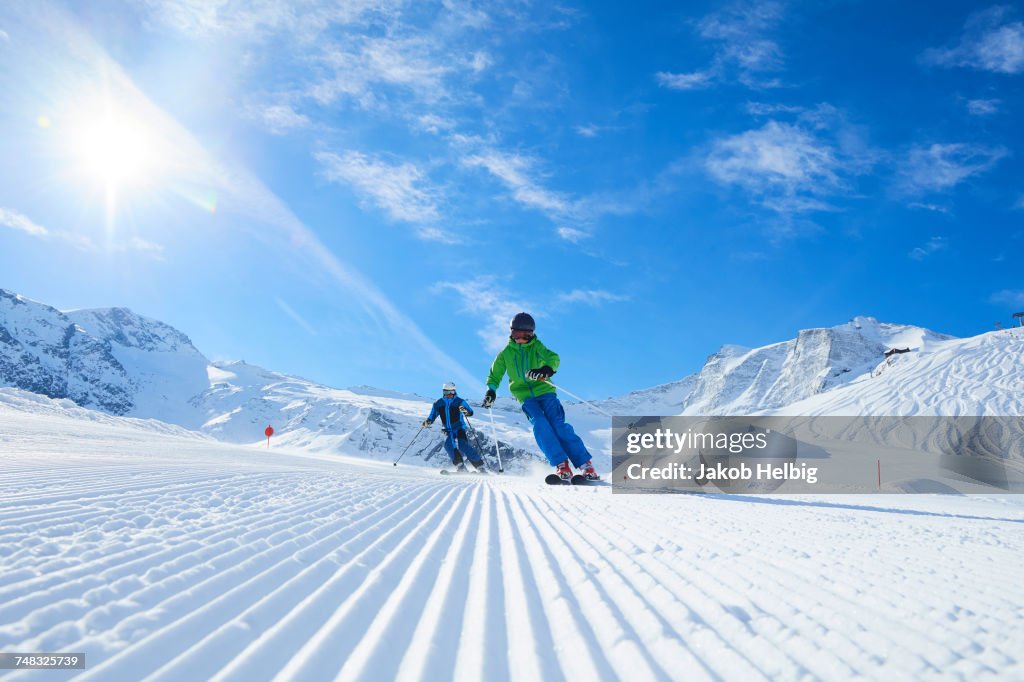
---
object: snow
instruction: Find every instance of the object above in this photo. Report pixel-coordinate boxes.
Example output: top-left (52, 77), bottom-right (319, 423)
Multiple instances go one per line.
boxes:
top-left (770, 328), bottom-right (1024, 417)
top-left (1, 391), bottom-right (1023, 680)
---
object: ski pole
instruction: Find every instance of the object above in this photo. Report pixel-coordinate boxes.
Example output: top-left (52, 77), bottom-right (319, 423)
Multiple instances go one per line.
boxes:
top-left (545, 379), bottom-right (614, 418)
top-left (393, 424), bottom-right (426, 466)
top-left (464, 414), bottom-right (495, 472)
top-left (485, 407), bottom-right (504, 473)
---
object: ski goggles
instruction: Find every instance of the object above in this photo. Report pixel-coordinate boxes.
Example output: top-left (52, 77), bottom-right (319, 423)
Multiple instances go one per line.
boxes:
top-left (443, 390), bottom-right (456, 397)
top-left (510, 329), bottom-right (534, 340)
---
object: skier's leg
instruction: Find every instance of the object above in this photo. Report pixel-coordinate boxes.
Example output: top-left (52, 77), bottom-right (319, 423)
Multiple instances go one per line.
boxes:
top-left (458, 430), bottom-right (483, 466)
top-left (522, 397), bottom-right (569, 466)
top-left (443, 436), bottom-right (462, 466)
top-left (539, 393), bottom-right (592, 468)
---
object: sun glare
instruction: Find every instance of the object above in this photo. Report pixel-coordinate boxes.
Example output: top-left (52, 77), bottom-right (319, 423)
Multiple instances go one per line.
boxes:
top-left (69, 106), bottom-right (160, 191)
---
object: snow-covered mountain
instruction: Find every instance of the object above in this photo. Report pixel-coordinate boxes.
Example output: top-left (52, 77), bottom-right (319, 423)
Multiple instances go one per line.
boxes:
top-left (593, 316), bottom-right (960, 417)
top-left (0, 290), bottom-right (136, 414)
top-left (0, 289), bottom-right (539, 469)
top-left (4, 288), bottom-right (1019, 471)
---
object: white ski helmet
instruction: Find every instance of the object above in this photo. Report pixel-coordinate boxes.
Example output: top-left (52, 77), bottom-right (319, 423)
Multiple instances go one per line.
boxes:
top-left (442, 382), bottom-right (456, 394)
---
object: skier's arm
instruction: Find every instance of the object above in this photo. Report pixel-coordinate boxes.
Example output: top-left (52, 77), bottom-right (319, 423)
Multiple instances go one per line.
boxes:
top-left (458, 398), bottom-right (473, 416)
top-left (536, 340), bottom-right (560, 374)
top-left (426, 402), bottom-right (439, 422)
top-left (485, 351), bottom-right (508, 392)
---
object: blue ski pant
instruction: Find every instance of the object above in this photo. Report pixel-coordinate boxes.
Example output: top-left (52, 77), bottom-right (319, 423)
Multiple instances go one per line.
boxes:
top-left (444, 429), bottom-right (481, 465)
top-left (521, 392), bottom-right (592, 468)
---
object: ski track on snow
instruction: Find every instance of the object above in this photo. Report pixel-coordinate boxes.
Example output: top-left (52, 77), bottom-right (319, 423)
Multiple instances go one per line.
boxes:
top-left (1, 421), bottom-right (1023, 681)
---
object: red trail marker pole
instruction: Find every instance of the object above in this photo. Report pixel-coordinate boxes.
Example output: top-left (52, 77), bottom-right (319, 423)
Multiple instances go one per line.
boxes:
top-left (265, 425), bottom-right (274, 448)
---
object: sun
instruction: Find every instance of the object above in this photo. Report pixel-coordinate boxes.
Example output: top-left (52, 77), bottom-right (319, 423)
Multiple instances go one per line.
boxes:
top-left (68, 104), bottom-right (160, 192)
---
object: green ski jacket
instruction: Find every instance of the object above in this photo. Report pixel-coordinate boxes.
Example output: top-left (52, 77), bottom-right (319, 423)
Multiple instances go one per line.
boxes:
top-left (486, 336), bottom-right (560, 403)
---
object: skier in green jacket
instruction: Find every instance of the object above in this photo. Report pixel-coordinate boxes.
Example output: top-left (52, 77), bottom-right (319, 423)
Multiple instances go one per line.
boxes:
top-left (482, 312), bottom-right (599, 481)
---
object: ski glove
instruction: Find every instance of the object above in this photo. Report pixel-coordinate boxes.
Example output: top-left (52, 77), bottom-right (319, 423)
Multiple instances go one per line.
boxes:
top-left (459, 405), bottom-right (471, 415)
top-left (422, 419), bottom-right (433, 428)
top-left (526, 366), bottom-right (555, 381)
top-left (482, 389), bottom-right (496, 408)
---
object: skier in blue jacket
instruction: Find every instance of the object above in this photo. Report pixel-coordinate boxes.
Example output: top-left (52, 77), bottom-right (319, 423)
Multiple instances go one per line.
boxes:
top-left (424, 382), bottom-right (487, 473)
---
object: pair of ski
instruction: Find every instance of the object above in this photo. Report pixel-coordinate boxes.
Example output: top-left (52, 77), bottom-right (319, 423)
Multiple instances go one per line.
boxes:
top-left (545, 473), bottom-right (599, 486)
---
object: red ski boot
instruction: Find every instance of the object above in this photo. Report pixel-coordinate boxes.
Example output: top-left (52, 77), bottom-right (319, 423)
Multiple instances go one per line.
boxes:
top-left (555, 459), bottom-right (573, 481)
top-left (578, 460), bottom-right (600, 480)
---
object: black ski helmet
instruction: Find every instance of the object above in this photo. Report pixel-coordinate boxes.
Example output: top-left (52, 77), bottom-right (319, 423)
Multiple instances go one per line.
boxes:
top-left (510, 312), bottom-right (535, 332)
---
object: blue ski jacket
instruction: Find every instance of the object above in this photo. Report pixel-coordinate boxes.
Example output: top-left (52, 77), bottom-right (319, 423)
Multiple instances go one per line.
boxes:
top-left (427, 396), bottom-right (474, 432)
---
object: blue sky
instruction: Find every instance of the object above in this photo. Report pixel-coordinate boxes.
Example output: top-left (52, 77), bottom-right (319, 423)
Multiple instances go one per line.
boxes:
top-left (0, 1), bottom-right (1022, 400)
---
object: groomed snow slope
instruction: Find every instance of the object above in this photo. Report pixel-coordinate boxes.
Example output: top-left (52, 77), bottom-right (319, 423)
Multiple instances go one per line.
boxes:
top-left (1, 392), bottom-right (1023, 681)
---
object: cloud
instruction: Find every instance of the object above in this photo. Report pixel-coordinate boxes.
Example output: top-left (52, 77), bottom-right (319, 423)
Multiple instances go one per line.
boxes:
top-left (656, 70), bottom-right (714, 90)
top-left (316, 150), bottom-right (442, 224)
top-left (922, 6), bottom-right (1024, 74)
top-left (966, 98), bottom-right (1000, 115)
top-left (0, 207), bottom-right (168, 258)
top-left (660, 1), bottom-right (786, 90)
top-left (142, 0), bottom-right (391, 40)
top-left (125, 237), bottom-right (166, 259)
top-left (415, 113), bottom-right (455, 134)
top-left (899, 143), bottom-right (1007, 194)
top-left (0, 207), bottom-right (49, 236)
top-left (435, 278), bottom-right (531, 353)
top-left (556, 226), bottom-right (590, 243)
top-left (254, 103), bottom-right (310, 134)
top-left (274, 297), bottom-right (317, 336)
top-left (416, 227), bottom-right (461, 244)
top-left (908, 236), bottom-right (949, 260)
top-left (991, 289), bottom-right (1024, 307)
top-left (556, 289), bottom-right (629, 306)
top-left (907, 202), bottom-right (952, 214)
top-left (463, 150), bottom-right (573, 218)
top-left (745, 101), bottom-right (805, 116)
top-left (705, 120), bottom-right (844, 212)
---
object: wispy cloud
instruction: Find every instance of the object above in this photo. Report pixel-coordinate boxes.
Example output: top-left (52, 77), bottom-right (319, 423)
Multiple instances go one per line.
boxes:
top-left (991, 289), bottom-right (1024, 307)
top-left (416, 227), bottom-right (461, 244)
top-left (556, 226), bottom-right (590, 243)
top-left (908, 236), bottom-right (949, 260)
top-left (899, 143), bottom-right (1007, 194)
top-left (706, 120), bottom-right (844, 213)
top-left (142, 0), bottom-right (392, 40)
top-left (556, 289), bottom-right (629, 306)
top-left (0, 207), bottom-right (49, 236)
top-left (253, 103), bottom-right (311, 134)
top-left (922, 6), bottom-right (1024, 74)
top-left (436, 278), bottom-right (628, 352)
top-left (966, 98), bottom-right (1001, 115)
top-left (435, 278), bottom-right (531, 353)
top-left (908, 202), bottom-right (952, 214)
top-left (659, 1), bottom-right (787, 90)
top-left (0, 207), bottom-right (164, 258)
top-left (274, 297), bottom-right (317, 336)
top-left (316, 150), bottom-right (442, 224)
top-left (463, 150), bottom-right (573, 218)
top-left (745, 101), bottom-right (805, 116)
top-left (125, 237), bottom-right (166, 259)
top-left (656, 70), bottom-right (714, 90)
